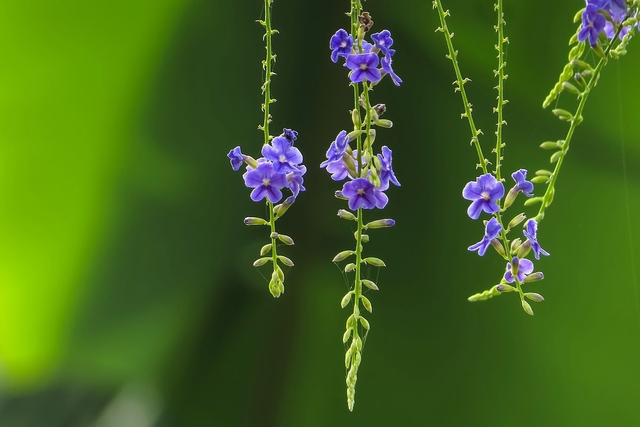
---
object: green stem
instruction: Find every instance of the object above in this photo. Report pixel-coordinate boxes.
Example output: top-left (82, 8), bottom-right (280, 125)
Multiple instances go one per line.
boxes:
top-left (494, 0), bottom-right (506, 181)
top-left (433, 0), bottom-right (488, 174)
top-left (362, 82), bottom-right (374, 165)
top-left (268, 200), bottom-right (278, 271)
top-left (536, 51), bottom-right (611, 222)
top-left (262, 0), bottom-right (274, 145)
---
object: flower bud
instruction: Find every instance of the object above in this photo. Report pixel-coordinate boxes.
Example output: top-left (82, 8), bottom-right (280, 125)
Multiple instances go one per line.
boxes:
top-left (333, 250), bottom-right (355, 263)
top-left (552, 109), bottom-right (574, 121)
top-left (335, 191), bottom-right (348, 200)
top-left (523, 197), bottom-right (543, 207)
top-left (338, 209), bottom-right (357, 221)
top-left (525, 292), bottom-right (545, 302)
top-left (278, 234), bottom-right (295, 246)
top-left (273, 197), bottom-right (294, 218)
top-left (352, 109), bottom-right (362, 128)
top-left (361, 234), bottom-right (370, 243)
top-left (495, 284), bottom-right (516, 293)
top-left (540, 141), bottom-right (560, 150)
top-left (508, 213), bottom-right (527, 229)
top-left (531, 176), bottom-right (549, 184)
top-left (341, 292), bottom-right (353, 308)
top-left (524, 272), bottom-right (544, 283)
top-left (562, 82), bottom-right (581, 95)
top-left (343, 328), bottom-right (352, 343)
top-left (244, 217), bottom-right (268, 226)
top-left (517, 240), bottom-right (532, 259)
top-left (363, 257), bottom-right (386, 267)
top-left (491, 239), bottom-right (506, 257)
top-left (345, 263), bottom-right (356, 273)
top-left (510, 238), bottom-right (523, 253)
top-left (253, 257), bottom-right (270, 267)
top-left (521, 299), bottom-right (534, 316)
top-left (260, 244), bottom-right (272, 256)
top-left (362, 279), bottom-right (379, 291)
top-left (374, 119), bottom-right (393, 128)
top-left (347, 130), bottom-right (364, 141)
top-left (269, 279), bottom-right (283, 298)
top-left (278, 255), bottom-right (294, 267)
top-left (503, 187), bottom-right (519, 210)
top-left (359, 316), bottom-right (370, 330)
top-left (550, 151), bottom-right (563, 163)
top-left (365, 219), bottom-right (396, 229)
top-left (361, 296), bottom-right (373, 313)
top-left (270, 232), bottom-right (279, 239)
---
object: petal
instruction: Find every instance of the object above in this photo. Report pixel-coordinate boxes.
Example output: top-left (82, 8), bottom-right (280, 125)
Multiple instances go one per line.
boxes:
top-left (269, 172), bottom-right (288, 189)
top-left (486, 217), bottom-right (502, 238)
top-left (265, 186), bottom-right (283, 203)
top-left (468, 240), bottom-right (484, 253)
top-left (261, 144), bottom-right (278, 162)
top-left (484, 200), bottom-right (501, 215)
top-left (243, 169), bottom-right (263, 188)
top-left (342, 181), bottom-right (357, 198)
top-left (366, 67), bottom-right (382, 83)
top-left (285, 147), bottom-right (303, 165)
top-left (250, 186), bottom-right (267, 202)
top-left (519, 259), bottom-right (535, 275)
top-left (462, 181), bottom-right (482, 201)
top-left (467, 199), bottom-right (484, 220)
top-left (348, 194), bottom-right (361, 211)
top-left (373, 190), bottom-right (388, 209)
top-left (489, 182), bottom-right (505, 199)
top-left (504, 271), bottom-right (515, 283)
top-left (350, 69), bottom-right (365, 83)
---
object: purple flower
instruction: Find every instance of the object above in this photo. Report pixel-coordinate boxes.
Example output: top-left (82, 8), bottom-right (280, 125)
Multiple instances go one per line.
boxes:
top-left (609, 0), bottom-right (627, 14)
top-left (378, 146), bottom-right (400, 190)
top-left (320, 131), bottom-right (350, 168)
top-left (342, 178), bottom-right (388, 211)
top-left (504, 257), bottom-right (534, 283)
top-left (227, 146), bottom-right (245, 171)
top-left (243, 162), bottom-right (288, 203)
top-left (346, 53), bottom-right (382, 84)
top-left (262, 136), bottom-right (303, 174)
top-left (287, 165), bottom-right (307, 198)
top-left (512, 169), bottom-right (534, 197)
top-left (462, 174), bottom-right (505, 220)
top-left (468, 217), bottom-right (503, 256)
top-left (579, 5), bottom-right (607, 46)
top-left (381, 51), bottom-right (402, 87)
top-left (282, 128), bottom-right (298, 143)
top-left (371, 30), bottom-right (394, 56)
top-left (523, 219), bottom-right (550, 260)
top-left (605, 11), bottom-right (631, 39)
top-left (586, 0), bottom-right (610, 9)
top-left (330, 29), bottom-right (354, 63)
top-left (326, 160), bottom-right (350, 181)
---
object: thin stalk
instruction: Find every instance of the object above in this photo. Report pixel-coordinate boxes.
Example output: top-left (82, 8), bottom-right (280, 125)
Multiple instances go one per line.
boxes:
top-left (433, 0), bottom-right (488, 174)
top-left (494, 0), bottom-right (506, 181)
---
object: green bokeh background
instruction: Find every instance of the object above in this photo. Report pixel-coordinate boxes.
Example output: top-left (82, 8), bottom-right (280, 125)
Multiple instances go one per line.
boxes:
top-left (1, 0), bottom-right (639, 425)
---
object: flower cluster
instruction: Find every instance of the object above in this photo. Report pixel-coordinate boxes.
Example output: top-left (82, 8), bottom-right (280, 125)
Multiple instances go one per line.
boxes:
top-left (227, 129), bottom-right (306, 297)
top-left (463, 170), bottom-right (549, 315)
top-left (579, 0), bottom-right (638, 45)
top-left (325, 9), bottom-right (401, 412)
top-left (330, 27), bottom-right (402, 86)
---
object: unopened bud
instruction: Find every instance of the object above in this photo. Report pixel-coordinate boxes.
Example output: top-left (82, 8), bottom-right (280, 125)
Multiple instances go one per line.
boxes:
top-left (244, 156), bottom-right (259, 169)
top-left (511, 238), bottom-right (523, 253)
top-left (345, 263), bottom-right (356, 273)
top-left (562, 81), bottom-right (581, 95)
top-left (278, 234), bottom-right (295, 245)
top-left (338, 209), bottom-right (357, 221)
top-left (540, 141), bottom-right (560, 150)
top-left (360, 295), bottom-right (373, 313)
top-left (525, 292), bottom-right (545, 302)
top-left (278, 255), bottom-right (294, 267)
top-left (362, 279), bottom-right (379, 291)
top-left (552, 109), bottom-right (574, 121)
top-left (333, 250), bottom-right (355, 263)
top-left (374, 119), bottom-right (393, 128)
top-left (335, 191), bottom-right (348, 200)
top-left (273, 197), bottom-right (294, 218)
top-left (495, 284), bottom-right (516, 293)
top-left (244, 217), bottom-right (268, 226)
top-left (352, 109), bottom-right (361, 128)
top-left (359, 316), bottom-right (370, 330)
top-left (363, 257), bottom-right (386, 267)
top-left (521, 299), bottom-right (534, 316)
top-left (503, 187), bottom-right (519, 210)
top-left (260, 244), bottom-right (272, 256)
top-left (491, 239), bottom-right (506, 257)
top-left (253, 257), bottom-right (270, 267)
top-left (361, 234), bottom-right (370, 243)
top-left (373, 103), bottom-right (386, 116)
top-left (508, 213), bottom-right (527, 229)
top-left (365, 219), bottom-right (396, 229)
top-left (341, 292), bottom-right (353, 308)
top-left (524, 272), bottom-right (544, 283)
top-left (347, 129), bottom-right (364, 141)
top-left (517, 240), bottom-right (532, 258)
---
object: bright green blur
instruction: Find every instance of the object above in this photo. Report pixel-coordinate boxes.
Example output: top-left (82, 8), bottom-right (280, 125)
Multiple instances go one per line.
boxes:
top-left (0, 0), bottom-right (638, 425)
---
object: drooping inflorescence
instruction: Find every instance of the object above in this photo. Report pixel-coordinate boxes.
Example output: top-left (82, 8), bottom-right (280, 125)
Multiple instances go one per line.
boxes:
top-left (227, 0), bottom-right (306, 298)
top-left (323, 0), bottom-right (402, 412)
top-left (434, 0), bottom-right (639, 315)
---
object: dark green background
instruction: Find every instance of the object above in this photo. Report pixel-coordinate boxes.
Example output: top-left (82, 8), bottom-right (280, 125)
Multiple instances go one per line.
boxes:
top-left (1, 0), bottom-right (639, 425)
